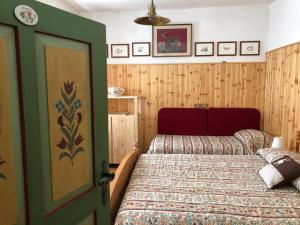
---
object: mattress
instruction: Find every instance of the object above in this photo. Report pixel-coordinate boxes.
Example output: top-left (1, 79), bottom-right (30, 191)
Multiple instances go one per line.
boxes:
top-left (148, 135), bottom-right (247, 155)
top-left (115, 154), bottom-right (300, 225)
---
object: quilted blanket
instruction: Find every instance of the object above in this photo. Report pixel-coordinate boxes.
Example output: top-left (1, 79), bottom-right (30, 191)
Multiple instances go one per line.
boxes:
top-left (115, 154), bottom-right (300, 225)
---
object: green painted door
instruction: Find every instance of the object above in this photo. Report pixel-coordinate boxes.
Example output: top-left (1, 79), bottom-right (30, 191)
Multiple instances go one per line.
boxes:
top-left (0, 0), bottom-right (109, 225)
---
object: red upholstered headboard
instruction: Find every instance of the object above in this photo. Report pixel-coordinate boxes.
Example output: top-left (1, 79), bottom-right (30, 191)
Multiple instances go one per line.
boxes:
top-left (157, 108), bottom-right (208, 135)
top-left (207, 108), bottom-right (260, 135)
top-left (157, 108), bottom-right (260, 136)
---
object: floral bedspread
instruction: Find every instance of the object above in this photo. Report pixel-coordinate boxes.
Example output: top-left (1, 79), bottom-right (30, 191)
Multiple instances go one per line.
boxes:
top-left (148, 135), bottom-right (247, 155)
top-left (115, 154), bottom-right (300, 225)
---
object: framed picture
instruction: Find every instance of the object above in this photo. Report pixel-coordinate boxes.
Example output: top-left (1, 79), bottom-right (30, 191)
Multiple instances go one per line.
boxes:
top-left (217, 42), bottom-right (237, 56)
top-left (195, 42), bottom-right (214, 56)
top-left (152, 24), bottom-right (192, 57)
top-left (132, 42), bottom-right (151, 57)
top-left (240, 41), bottom-right (260, 56)
top-left (111, 44), bottom-right (129, 58)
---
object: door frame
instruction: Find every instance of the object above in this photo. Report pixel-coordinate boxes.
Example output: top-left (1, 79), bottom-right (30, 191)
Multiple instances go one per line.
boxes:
top-left (0, 0), bottom-right (108, 224)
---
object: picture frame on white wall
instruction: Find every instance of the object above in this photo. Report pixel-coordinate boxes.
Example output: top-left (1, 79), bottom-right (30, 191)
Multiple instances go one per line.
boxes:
top-left (217, 42), bottom-right (237, 56)
top-left (195, 42), bottom-right (214, 56)
top-left (111, 44), bottom-right (130, 58)
top-left (240, 41), bottom-right (260, 56)
top-left (132, 42), bottom-right (151, 57)
top-left (152, 24), bottom-right (192, 57)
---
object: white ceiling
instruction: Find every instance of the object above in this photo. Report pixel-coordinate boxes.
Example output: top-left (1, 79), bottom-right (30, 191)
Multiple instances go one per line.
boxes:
top-left (66, 0), bottom-right (274, 12)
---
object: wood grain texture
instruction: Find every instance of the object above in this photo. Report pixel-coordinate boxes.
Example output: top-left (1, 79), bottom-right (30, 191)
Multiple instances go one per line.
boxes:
top-left (108, 96), bottom-right (142, 164)
top-left (108, 114), bottom-right (135, 164)
top-left (264, 42), bottom-right (300, 152)
top-left (110, 147), bottom-right (138, 223)
top-left (107, 63), bottom-right (266, 152)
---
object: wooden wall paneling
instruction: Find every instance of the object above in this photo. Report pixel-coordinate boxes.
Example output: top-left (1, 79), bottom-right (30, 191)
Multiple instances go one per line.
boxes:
top-left (264, 42), bottom-right (300, 151)
top-left (108, 62), bottom-right (266, 152)
top-left (296, 47), bottom-right (300, 150)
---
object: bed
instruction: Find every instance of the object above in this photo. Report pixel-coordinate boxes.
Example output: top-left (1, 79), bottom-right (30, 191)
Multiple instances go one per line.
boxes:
top-left (148, 108), bottom-right (272, 154)
top-left (114, 152), bottom-right (300, 225)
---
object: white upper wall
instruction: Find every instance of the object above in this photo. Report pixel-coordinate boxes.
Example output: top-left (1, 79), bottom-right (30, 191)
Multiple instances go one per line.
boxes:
top-left (73, 0), bottom-right (274, 11)
top-left (268, 0), bottom-right (300, 51)
top-left (37, 0), bottom-right (82, 14)
top-left (37, 0), bottom-right (300, 62)
top-left (81, 5), bottom-right (269, 64)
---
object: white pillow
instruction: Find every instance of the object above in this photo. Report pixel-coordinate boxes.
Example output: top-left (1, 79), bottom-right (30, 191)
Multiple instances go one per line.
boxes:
top-left (257, 148), bottom-right (300, 191)
top-left (259, 155), bottom-right (300, 189)
top-left (259, 164), bottom-right (284, 188)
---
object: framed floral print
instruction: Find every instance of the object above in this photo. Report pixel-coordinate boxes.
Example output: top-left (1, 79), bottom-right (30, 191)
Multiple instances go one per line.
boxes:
top-left (240, 41), bottom-right (260, 56)
top-left (132, 42), bottom-right (151, 56)
top-left (111, 44), bottom-right (129, 58)
top-left (153, 24), bottom-right (192, 57)
top-left (217, 42), bottom-right (237, 56)
top-left (195, 42), bottom-right (214, 56)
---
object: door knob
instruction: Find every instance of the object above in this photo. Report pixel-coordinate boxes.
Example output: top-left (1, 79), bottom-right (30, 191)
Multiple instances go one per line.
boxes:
top-left (99, 172), bottom-right (115, 184)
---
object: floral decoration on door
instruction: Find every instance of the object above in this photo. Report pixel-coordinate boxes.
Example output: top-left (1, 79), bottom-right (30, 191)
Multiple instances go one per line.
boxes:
top-left (0, 157), bottom-right (6, 180)
top-left (56, 81), bottom-right (85, 165)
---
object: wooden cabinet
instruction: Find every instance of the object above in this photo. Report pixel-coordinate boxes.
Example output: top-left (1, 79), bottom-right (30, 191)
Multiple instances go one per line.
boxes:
top-left (108, 96), bottom-right (141, 164)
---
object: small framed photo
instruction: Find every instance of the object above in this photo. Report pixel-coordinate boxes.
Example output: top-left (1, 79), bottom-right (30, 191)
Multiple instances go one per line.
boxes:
top-left (132, 42), bottom-right (151, 57)
top-left (153, 24), bottom-right (192, 57)
top-left (217, 42), bottom-right (237, 56)
top-left (240, 41), bottom-right (260, 56)
top-left (195, 42), bottom-right (214, 56)
top-left (111, 44), bottom-right (129, 58)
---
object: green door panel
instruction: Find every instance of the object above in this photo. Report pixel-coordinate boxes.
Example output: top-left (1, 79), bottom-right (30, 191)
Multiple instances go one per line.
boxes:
top-left (0, 24), bottom-right (26, 225)
top-left (77, 214), bottom-right (95, 225)
top-left (0, 0), bottom-right (109, 225)
top-left (35, 33), bottom-right (94, 213)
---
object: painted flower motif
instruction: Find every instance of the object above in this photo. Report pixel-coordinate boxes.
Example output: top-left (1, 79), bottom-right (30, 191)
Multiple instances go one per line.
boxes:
top-left (77, 112), bottom-right (82, 123)
top-left (57, 137), bottom-right (67, 149)
top-left (64, 81), bottom-right (74, 95)
top-left (57, 116), bottom-right (64, 127)
top-left (56, 81), bottom-right (85, 165)
top-left (75, 135), bottom-right (84, 146)
top-left (55, 100), bottom-right (65, 112)
top-left (72, 99), bottom-right (82, 110)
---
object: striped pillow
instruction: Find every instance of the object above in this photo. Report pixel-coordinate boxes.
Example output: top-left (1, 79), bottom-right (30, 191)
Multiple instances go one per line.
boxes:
top-left (234, 129), bottom-right (273, 154)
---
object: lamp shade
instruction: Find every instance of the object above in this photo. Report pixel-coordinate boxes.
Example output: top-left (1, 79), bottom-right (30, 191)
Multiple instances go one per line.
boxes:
top-left (271, 136), bottom-right (285, 149)
top-left (134, 0), bottom-right (171, 26)
top-left (134, 15), bottom-right (170, 26)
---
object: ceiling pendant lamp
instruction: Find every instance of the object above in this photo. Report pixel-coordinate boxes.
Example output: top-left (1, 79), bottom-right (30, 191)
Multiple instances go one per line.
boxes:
top-left (134, 0), bottom-right (171, 26)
